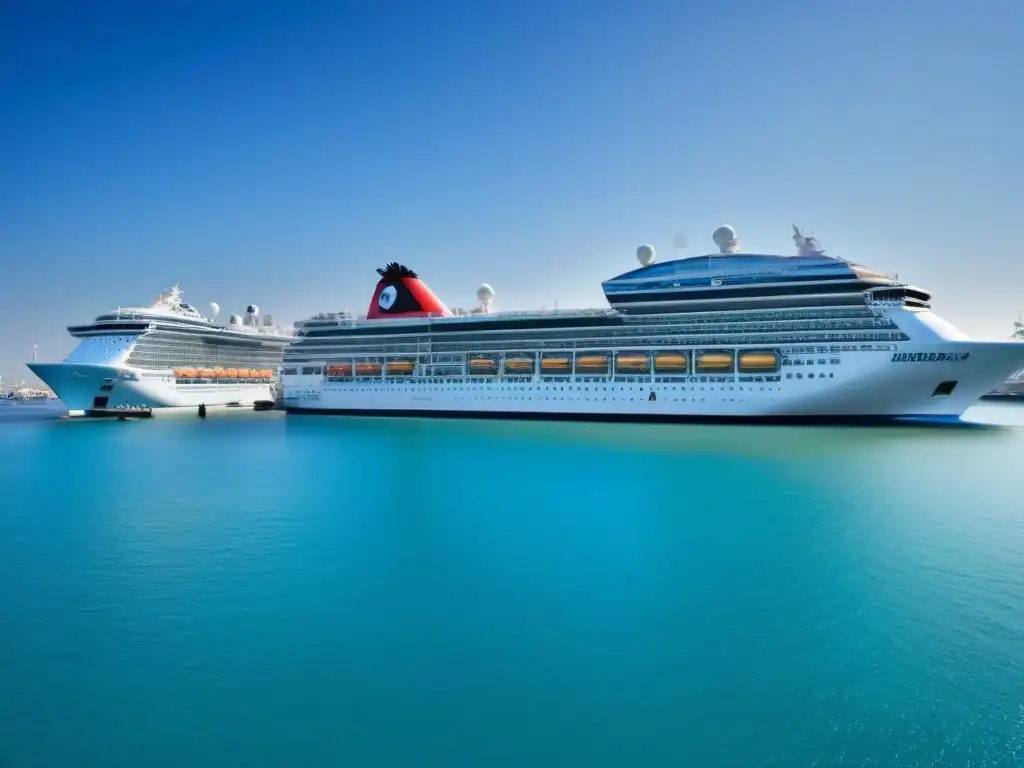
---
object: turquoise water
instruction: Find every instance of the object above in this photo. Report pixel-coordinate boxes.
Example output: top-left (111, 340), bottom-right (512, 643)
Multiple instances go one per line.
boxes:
top-left (2, 403), bottom-right (1024, 766)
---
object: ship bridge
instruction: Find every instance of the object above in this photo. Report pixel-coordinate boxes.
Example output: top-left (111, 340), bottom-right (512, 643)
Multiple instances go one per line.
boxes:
top-left (601, 226), bottom-right (929, 314)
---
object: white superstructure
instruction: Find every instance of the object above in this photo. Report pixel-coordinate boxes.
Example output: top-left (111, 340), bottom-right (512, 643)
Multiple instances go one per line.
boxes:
top-left (281, 226), bottom-right (1024, 424)
top-left (29, 285), bottom-right (293, 415)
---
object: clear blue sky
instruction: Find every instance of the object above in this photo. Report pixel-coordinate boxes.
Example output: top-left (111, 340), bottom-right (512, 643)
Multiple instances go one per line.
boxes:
top-left (2, 0), bottom-right (1022, 382)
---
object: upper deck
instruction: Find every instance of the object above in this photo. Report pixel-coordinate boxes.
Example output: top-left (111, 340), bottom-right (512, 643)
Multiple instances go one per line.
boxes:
top-left (291, 225), bottom-right (931, 339)
top-left (68, 284), bottom-right (293, 341)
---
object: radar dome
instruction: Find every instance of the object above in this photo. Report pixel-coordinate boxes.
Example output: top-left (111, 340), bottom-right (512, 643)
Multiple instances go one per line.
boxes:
top-left (209, 302), bottom-right (220, 318)
top-left (229, 314), bottom-right (243, 325)
top-left (476, 283), bottom-right (495, 313)
top-left (636, 244), bottom-right (657, 266)
top-left (712, 225), bottom-right (739, 254)
top-left (246, 304), bottom-right (259, 316)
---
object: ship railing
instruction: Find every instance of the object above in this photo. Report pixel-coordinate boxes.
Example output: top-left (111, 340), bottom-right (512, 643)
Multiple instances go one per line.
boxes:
top-left (305, 307), bottom-right (618, 328)
top-left (103, 311), bottom-right (294, 336)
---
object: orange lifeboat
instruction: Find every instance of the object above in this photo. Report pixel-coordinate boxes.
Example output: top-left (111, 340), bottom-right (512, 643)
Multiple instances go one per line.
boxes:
top-left (327, 363), bottom-right (352, 377)
top-left (504, 357), bottom-right (534, 372)
top-left (174, 369), bottom-right (186, 378)
top-left (541, 357), bottom-right (570, 371)
top-left (182, 368), bottom-right (198, 379)
top-left (238, 370), bottom-right (251, 379)
top-left (198, 369), bottom-right (214, 378)
top-left (738, 350), bottom-right (779, 372)
top-left (468, 357), bottom-right (498, 374)
top-left (695, 351), bottom-right (734, 372)
top-left (575, 354), bottom-right (609, 372)
top-left (654, 352), bottom-right (688, 372)
top-left (225, 368), bottom-right (238, 378)
top-left (356, 362), bottom-right (382, 376)
top-left (386, 360), bottom-right (415, 375)
top-left (615, 353), bottom-right (649, 371)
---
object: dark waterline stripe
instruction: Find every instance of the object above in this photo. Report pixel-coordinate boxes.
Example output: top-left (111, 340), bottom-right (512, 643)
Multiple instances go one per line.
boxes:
top-left (284, 407), bottom-right (977, 428)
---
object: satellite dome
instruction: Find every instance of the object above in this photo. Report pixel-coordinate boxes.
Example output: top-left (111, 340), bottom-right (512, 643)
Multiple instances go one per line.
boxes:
top-left (476, 283), bottom-right (495, 313)
top-left (636, 244), bottom-right (657, 266)
top-left (229, 314), bottom-right (242, 325)
top-left (712, 225), bottom-right (739, 254)
top-left (246, 304), bottom-right (259, 316)
top-left (209, 302), bottom-right (220, 318)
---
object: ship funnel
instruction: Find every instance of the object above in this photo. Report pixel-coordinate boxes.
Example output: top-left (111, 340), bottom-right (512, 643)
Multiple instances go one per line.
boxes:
top-left (366, 262), bottom-right (451, 319)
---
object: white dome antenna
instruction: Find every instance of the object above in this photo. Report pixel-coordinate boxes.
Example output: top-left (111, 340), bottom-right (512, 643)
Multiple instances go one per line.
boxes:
top-left (712, 225), bottom-right (739, 254)
top-left (636, 244), bottom-right (657, 267)
top-left (476, 283), bottom-right (495, 313)
top-left (209, 302), bottom-right (220, 320)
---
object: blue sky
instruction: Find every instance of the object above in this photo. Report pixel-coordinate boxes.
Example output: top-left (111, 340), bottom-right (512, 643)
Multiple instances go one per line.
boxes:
top-left (1, 0), bottom-right (1022, 382)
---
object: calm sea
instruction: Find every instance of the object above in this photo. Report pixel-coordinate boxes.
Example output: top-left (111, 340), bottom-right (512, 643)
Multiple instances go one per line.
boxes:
top-left (2, 401), bottom-right (1023, 767)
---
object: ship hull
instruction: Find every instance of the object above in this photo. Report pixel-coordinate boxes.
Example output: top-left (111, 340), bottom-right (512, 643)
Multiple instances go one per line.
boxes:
top-left (28, 363), bottom-right (275, 415)
top-left (283, 341), bottom-right (1024, 424)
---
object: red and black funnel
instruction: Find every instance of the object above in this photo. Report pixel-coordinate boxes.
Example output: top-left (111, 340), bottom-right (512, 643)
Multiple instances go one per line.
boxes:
top-left (366, 262), bottom-right (451, 319)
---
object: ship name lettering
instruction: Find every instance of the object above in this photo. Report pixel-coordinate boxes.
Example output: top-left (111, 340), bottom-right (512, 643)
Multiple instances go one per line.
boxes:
top-left (890, 352), bottom-right (970, 363)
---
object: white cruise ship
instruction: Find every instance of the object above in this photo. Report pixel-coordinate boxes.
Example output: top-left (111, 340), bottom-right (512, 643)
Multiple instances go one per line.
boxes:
top-left (29, 285), bottom-right (293, 415)
top-left (280, 225), bottom-right (1024, 424)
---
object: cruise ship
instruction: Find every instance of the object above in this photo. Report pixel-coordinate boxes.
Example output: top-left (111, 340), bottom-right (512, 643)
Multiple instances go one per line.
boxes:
top-left (29, 285), bottom-right (293, 415)
top-left (280, 225), bottom-right (1024, 424)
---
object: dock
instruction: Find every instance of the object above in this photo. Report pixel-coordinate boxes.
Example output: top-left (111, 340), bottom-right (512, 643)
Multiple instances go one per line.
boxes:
top-left (76, 407), bottom-right (154, 420)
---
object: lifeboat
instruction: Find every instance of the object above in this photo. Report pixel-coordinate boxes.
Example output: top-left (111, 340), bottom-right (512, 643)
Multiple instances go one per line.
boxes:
top-left (181, 368), bottom-right (198, 379)
top-left (541, 357), bottom-right (571, 372)
top-left (355, 361), bottom-right (382, 376)
top-left (575, 354), bottom-right (609, 373)
top-left (386, 360), bottom-right (415, 375)
top-left (174, 369), bottom-right (186, 378)
top-left (237, 370), bottom-right (251, 379)
top-left (327, 363), bottom-right (352, 377)
top-left (224, 368), bottom-right (237, 378)
top-left (468, 357), bottom-right (498, 374)
top-left (503, 357), bottom-right (534, 373)
top-left (738, 350), bottom-right (779, 372)
top-left (615, 353), bottom-right (650, 371)
top-left (654, 352), bottom-right (688, 372)
top-left (695, 351), bottom-right (734, 372)
top-left (198, 369), bottom-right (215, 378)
